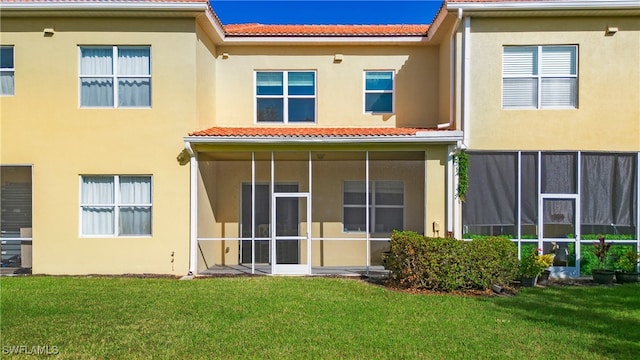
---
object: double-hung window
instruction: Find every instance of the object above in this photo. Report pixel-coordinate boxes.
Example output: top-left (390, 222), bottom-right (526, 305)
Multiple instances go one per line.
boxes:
top-left (503, 45), bottom-right (577, 109)
top-left (343, 181), bottom-right (404, 233)
top-left (81, 175), bottom-right (152, 236)
top-left (364, 71), bottom-right (394, 113)
top-left (255, 71), bottom-right (316, 123)
top-left (80, 46), bottom-right (151, 108)
top-left (0, 46), bottom-right (15, 96)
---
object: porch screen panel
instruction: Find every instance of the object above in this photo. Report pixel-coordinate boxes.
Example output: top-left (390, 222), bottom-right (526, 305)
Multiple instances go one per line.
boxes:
top-left (581, 153), bottom-right (637, 234)
top-left (542, 153), bottom-right (576, 194)
top-left (521, 152), bottom-right (538, 235)
top-left (463, 153), bottom-right (517, 235)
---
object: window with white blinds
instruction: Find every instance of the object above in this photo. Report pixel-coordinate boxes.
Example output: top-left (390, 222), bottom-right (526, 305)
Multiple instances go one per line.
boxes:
top-left (503, 45), bottom-right (577, 109)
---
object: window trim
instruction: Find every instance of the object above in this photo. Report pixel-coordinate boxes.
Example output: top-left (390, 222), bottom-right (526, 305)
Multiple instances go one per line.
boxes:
top-left (363, 70), bottom-right (395, 114)
top-left (502, 45), bottom-right (578, 110)
top-left (1, 45), bottom-right (15, 96)
top-left (79, 175), bottom-right (153, 238)
top-left (254, 70), bottom-right (317, 124)
top-left (78, 45), bottom-right (152, 109)
top-left (342, 180), bottom-right (404, 234)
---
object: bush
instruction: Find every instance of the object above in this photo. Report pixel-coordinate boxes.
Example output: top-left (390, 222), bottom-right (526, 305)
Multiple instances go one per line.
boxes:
top-left (385, 231), bottom-right (518, 291)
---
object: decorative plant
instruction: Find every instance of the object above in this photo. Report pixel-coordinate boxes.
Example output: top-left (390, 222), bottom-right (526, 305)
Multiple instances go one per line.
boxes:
top-left (452, 149), bottom-right (469, 202)
top-left (615, 248), bottom-right (639, 273)
top-left (591, 235), bottom-right (612, 269)
top-left (519, 247), bottom-right (554, 278)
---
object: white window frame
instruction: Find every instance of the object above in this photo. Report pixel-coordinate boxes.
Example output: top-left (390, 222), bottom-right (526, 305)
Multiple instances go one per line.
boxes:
top-left (363, 70), bottom-right (395, 114)
top-left (343, 180), bottom-right (404, 233)
top-left (79, 45), bottom-right (151, 108)
top-left (254, 70), bottom-right (317, 123)
top-left (502, 45), bottom-right (578, 110)
top-left (1, 45), bottom-right (15, 96)
top-left (79, 175), bottom-right (153, 237)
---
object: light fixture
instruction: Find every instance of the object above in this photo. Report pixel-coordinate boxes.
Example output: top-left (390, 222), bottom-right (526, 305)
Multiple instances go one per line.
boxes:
top-left (605, 26), bottom-right (618, 36)
top-left (43, 28), bottom-right (55, 36)
top-left (221, 52), bottom-right (229, 59)
top-left (333, 54), bottom-right (343, 63)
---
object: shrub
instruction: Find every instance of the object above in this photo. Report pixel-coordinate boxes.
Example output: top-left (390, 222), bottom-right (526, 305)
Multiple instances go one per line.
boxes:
top-left (385, 231), bottom-right (518, 291)
top-left (465, 237), bottom-right (519, 289)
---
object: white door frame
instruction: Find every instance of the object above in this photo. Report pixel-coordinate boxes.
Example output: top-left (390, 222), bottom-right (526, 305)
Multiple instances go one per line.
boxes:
top-left (539, 194), bottom-right (580, 277)
top-left (271, 192), bottom-right (311, 275)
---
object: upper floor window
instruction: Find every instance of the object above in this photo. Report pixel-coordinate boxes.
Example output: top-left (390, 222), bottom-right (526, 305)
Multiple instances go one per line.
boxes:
top-left (80, 175), bottom-right (152, 236)
top-left (80, 46), bottom-right (151, 108)
top-left (503, 45), bottom-right (577, 109)
top-left (364, 71), bottom-right (394, 113)
top-left (255, 71), bottom-right (316, 123)
top-left (1, 46), bottom-right (15, 96)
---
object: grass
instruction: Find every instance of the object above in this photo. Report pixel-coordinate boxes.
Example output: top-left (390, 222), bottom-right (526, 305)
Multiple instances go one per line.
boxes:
top-left (1, 277), bottom-right (639, 359)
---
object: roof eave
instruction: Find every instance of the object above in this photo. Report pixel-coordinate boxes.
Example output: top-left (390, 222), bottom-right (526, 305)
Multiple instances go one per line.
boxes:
top-left (184, 131), bottom-right (464, 145)
top-left (0, 1), bottom-right (209, 12)
top-left (447, 1), bottom-right (640, 12)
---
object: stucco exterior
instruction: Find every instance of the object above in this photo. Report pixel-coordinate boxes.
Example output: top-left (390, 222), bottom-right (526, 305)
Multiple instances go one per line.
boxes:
top-left (465, 16), bottom-right (640, 151)
top-left (1, 0), bottom-right (638, 276)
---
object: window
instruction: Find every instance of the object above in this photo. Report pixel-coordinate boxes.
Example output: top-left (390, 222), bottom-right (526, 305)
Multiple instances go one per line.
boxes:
top-left (81, 176), bottom-right (152, 236)
top-left (256, 71), bottom-right (315, 123)
top-left (80, 46), bottom-right (151, 107)
top-left (364, 71), bottom-right (394, 113)
top-left (502, 45), bottom-right (577, 109)
top-left (343, 181), bottom-right (403, 233)
top-left (1, 46), bottom-right (14, 96)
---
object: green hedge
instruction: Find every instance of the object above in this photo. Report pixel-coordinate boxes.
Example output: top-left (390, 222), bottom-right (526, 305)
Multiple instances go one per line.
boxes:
top-left (385, 231), bottom-right (518, 291)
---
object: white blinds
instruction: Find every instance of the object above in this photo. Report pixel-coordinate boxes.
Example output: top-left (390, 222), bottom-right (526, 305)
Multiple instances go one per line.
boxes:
top-left (541, 46), bottom-right (576, 75)
top-left (503, 45), bottom-right (577, 109)
top-left (503, 47), bottom-right (537, 76)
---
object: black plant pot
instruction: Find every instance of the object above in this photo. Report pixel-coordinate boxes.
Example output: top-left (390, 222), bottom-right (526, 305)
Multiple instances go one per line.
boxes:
top-left (615, 271), bottom-right (639, 284)
top-left (521, 277), bottom-right (538, 287)
top-left (592, 269), bottom-right (615, 284)
top-left (538, 270), bottom-right (551, 285)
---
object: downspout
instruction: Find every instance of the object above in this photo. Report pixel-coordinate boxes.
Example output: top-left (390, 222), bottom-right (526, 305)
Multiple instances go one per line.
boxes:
top-left (438, 7), bottom-right (463, 130)
top-left (462, 15), bottom-right (471, 148)
top-left (445, 9), bottom-right (464, 237)
top-left (185, 141), bottom-right (198, 276)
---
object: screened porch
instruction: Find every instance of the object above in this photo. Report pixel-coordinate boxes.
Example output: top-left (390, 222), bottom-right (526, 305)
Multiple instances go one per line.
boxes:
top-left (193, 150), bottom-right (428, 275)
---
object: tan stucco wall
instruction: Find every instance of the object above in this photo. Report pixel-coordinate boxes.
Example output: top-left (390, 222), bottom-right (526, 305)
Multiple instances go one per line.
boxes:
top-left (466, 16), bottom-right (640, 151)
top-left (195, 22), bottom-right (218, 128)
top-left (0, 17), bottom-right (200, 274)
top-left (210, 45), bottom-right (443, 129)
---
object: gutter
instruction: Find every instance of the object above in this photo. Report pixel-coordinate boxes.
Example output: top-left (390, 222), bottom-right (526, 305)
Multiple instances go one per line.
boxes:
top-left (0, 1), bottom-right (209, 11)
top-left (447, 1), bottom-right (640, 12)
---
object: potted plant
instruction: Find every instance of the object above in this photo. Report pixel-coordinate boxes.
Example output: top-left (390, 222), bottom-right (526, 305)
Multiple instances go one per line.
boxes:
top-left (591, 235), bottom-right (615, 284)
top-left (519, 248), bottom-right (554, 287)
top-left (614, 248), bottom-right (639, 283)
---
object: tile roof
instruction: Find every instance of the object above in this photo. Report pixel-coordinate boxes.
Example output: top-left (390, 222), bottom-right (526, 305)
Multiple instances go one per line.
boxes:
top-left (189, 127), bottom-right (437, 138)
top-left (224, 24), bottom-right (429, 37)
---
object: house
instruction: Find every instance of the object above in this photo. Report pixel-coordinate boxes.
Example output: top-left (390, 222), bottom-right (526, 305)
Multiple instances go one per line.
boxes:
top-left (1, 0), bottom-right (638, 277)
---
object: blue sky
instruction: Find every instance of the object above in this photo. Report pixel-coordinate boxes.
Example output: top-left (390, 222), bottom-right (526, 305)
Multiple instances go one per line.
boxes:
top-left (210, 1), bottom-right (444, 25)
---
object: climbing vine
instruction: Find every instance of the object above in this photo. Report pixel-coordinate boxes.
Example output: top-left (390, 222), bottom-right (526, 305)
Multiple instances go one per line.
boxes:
top-left (453, 149), bottom-right (469, 202)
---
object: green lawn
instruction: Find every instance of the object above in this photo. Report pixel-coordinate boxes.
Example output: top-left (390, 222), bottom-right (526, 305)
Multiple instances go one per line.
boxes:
top-left (1, 277), bottom-right (639, 359)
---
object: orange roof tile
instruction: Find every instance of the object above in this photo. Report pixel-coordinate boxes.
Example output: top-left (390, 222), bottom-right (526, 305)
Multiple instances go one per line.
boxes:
top-left (224, 24), bottom-right (429, 37)
top-left (189, 127), bottom-right (438, 138)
